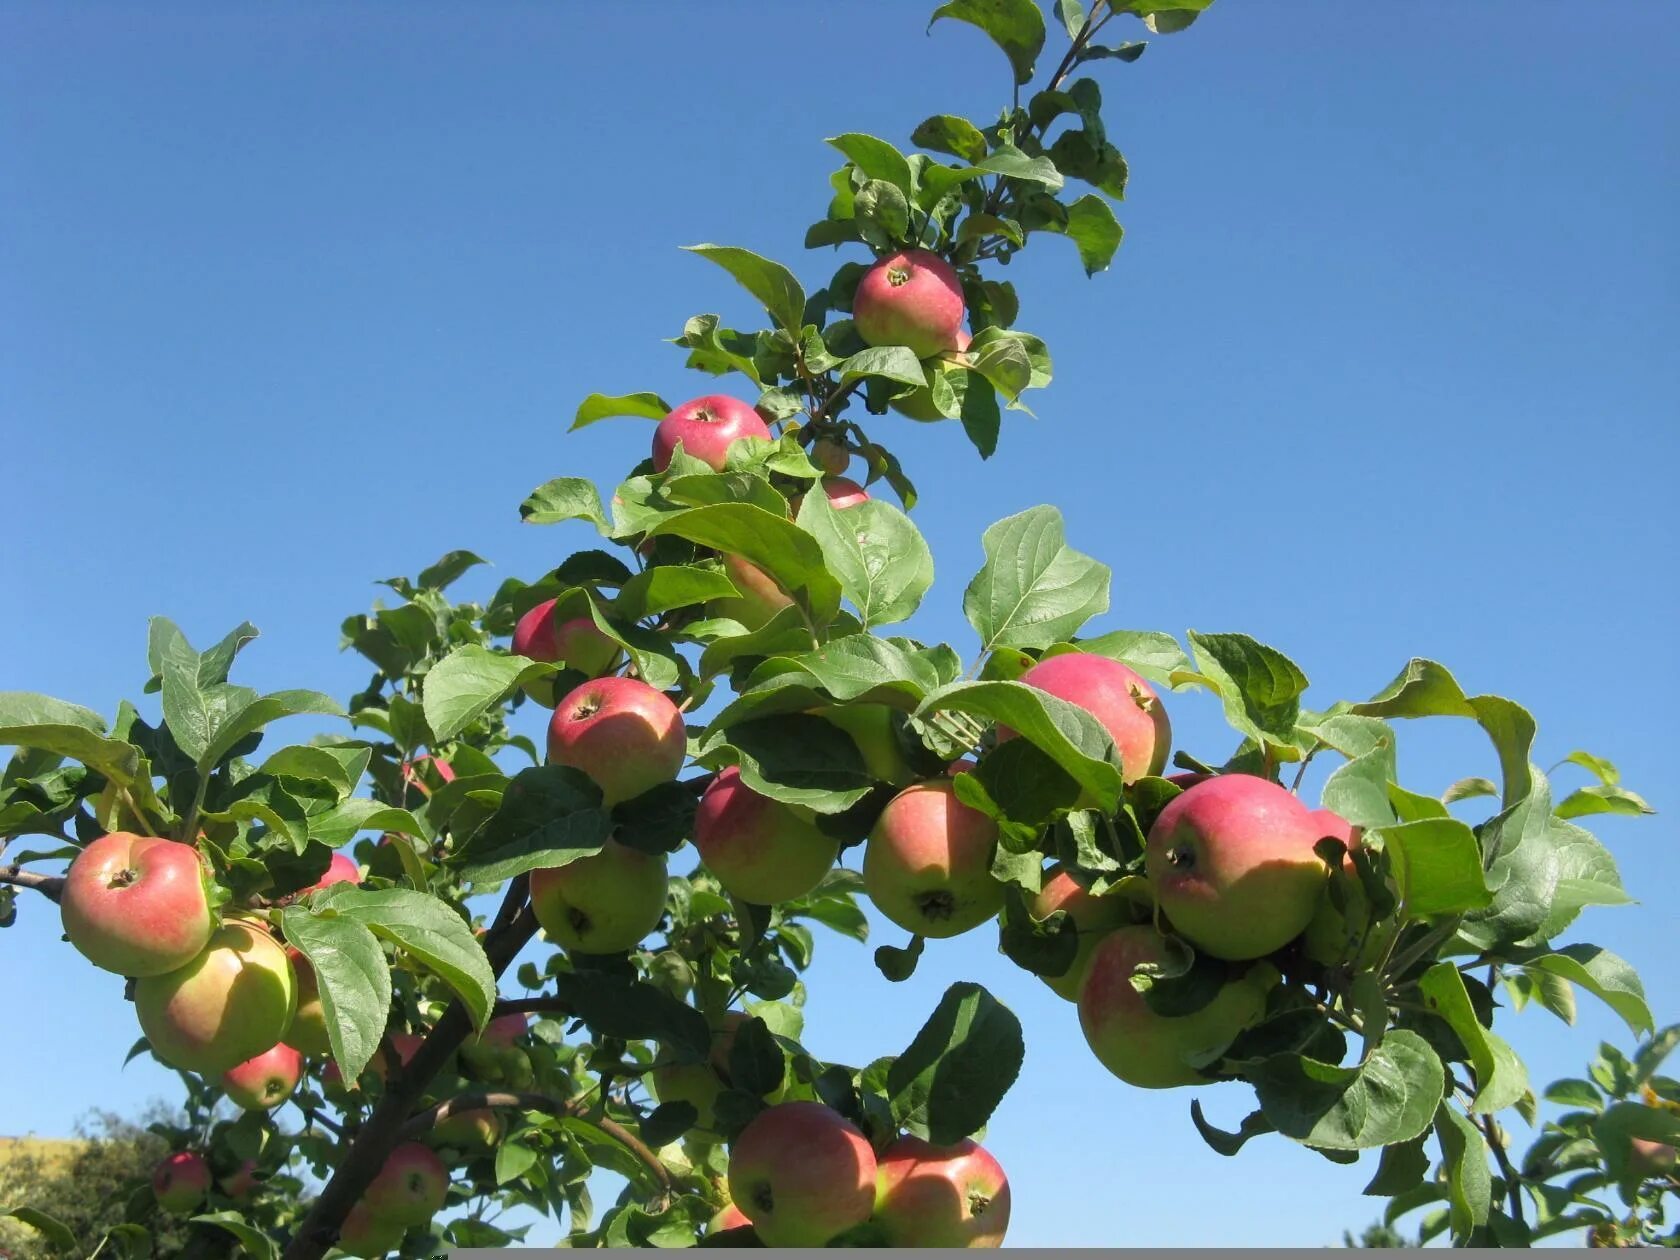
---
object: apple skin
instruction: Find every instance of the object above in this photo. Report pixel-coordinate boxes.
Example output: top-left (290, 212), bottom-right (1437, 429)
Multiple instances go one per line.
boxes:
top-left (546, 675), bottom-right (686, 806)
top-left (708, 1203), bottom-right (753, 1235)
top-left (460, 1012), bottom-right (531, 1081)
top-left (531, 839), bottom-right (669, 953)
top-left (60, 832), bottom-right (212, 977)
top-left (218, 1159), bottom-right (260, 1201)
top-left (791, 475), bottom-right (870, 515)
top-left (652, 1058), bottom-right (725, 1131)
top-left (1145, 774), bottom-right (1330, 961)
top-left (708, 554), bottom-right (795, 631)
top-left (513, 599), bottom-right (621, 706)
top-left (337, 1200), bottom-right (406, 1257)
top-left (1300, 807), bottom-right (1374, 967)
top-left (891, 329), bottom-right (973, 421)
top-left (1629, 1138), bottom-right (1678, 1178)
top-left (305, 852), bottom-right (361, 895)
top-left (1027, 867), bottom-right (1136, 1001)
top-left (151, 1151), bottom-right (210, 1214)
top-left (694, 767), bottom-right (839, 905)
top-left (873, 1135), bottom-right (1011, 1248)
top-left (364, 1141), bottom-right (448, 1227)
top-left (1078, 925), bottom-right (1274, 1089)
top-left (815, 703), bottom-right (917, 786)
top-left (727, 1101), bottom-right (878, 1247)
top-left (652, 394), bottom-right (771, 472)
top-left (810, 438), bottom-right (850, 476)
top-left (134, 919), bottom-right (298, 1075)
top-left (863, 781), bottom-right (1003, 939)
top-left (1003, 653), bottom-right (1171, 786)
top-left (221, 1041), bottom-right (304, 1111)
top-left (400, 755), bottom-right (455, 797)
top-left (281, 948), bottom-right (330, 1056)
top-left (429, 1107), bottom-right (505, 1153)
top-left (853, 249), bottom-right (965, 359)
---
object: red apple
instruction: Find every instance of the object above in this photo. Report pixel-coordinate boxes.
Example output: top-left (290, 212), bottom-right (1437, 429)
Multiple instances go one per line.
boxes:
top-left (1026, 867), bottom-right (1136, 1001)
top-left (1078, 925), bottom-right (1274, 1089)
top-left (281, 948), bottom-right (330, 1056)
top-left (218, 1159), bottom-right (260, 1202)
top-left (853, 249), bottom-right (965, 359)
top-left (512, 599), bottom-right (621, 706)
top-left (151, 1151), bottom-right (210, 1214)
top-left (1146, 774), bottom-right (1329, 960)
top-left (134, 919), bottom-right (298, 1075)
top-left (60, 832), bottom-right (212, 977)
top-left (708, 1202), bottom-right (753, 1235)
top-left (727, 1101), bottom-right (877, 1247)
top-left (694, 768), bottom-right (839, 904)
top-left (863, 781), bottom-right (1003, 938)
top-left (400, 755), bottom-right (455, 797)
top-left (531, 839), bottom-right (669, 953)
top-left (873, 1135), bottom-right (1011, 1248)
top-left (546, 676), bottom-right (686, 805)
top-left (221, 1041), bottom-right (303, 1111)
top-left (709, 553), bottom-right (796, 631)
top-left (1004, 653), bottom-right (1171, 785)
top-left (791, 476), bottom-right (870, 515)
top-left (305, 852), bottom-right (361, 895)
top-left (337, 1201), bottom-right (405, 1257)
top-left (652, 395), bottom-right (772, 472)
top-left (364, 1142), bottom-right (448, 1227)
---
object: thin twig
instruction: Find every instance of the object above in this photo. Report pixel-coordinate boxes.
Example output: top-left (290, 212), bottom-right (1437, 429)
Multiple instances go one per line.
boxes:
top-left (0, 865), bottom-right (65, 903)
top-left (1478, 1112), bottom-right (1527, 1229)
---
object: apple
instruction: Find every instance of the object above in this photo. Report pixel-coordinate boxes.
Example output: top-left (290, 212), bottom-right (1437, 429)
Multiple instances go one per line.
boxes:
top-left (60, 832), bottom-right (212, 977)
top-left (1026, 867), bottom-right (1136, 1001)
top-left (134, 919), bottom-right (298, 1075)
top-left (1003, 653), bottom-right (1171, 785)
top-left (651, 1058), bottom-right (724, 1131)
top-left (1630, 1138), bottom-right (1678, 1178)
top-left (694, 767), bottom-right (840, 904)
top-left (1078, 925), bottom-right (1274, 1089)
top-left (1300, 807), bottom-right (1374, 967)
top-left (727, 1101), bottom-right (877, 1247)
top-left (461, 1012), bottom-right (531, 1081)
top-left (531, 839), bottom-right (669, 953)
top-left (810, 438), bottom-right (850, 476)
top-left (400, 754), bottom-right (455, 796)
top-left (546, 675), bottom-right (686, 806)
top-left (151, 1151), bottom-right (210, 1214)
top-left (709, 1011), bottom-right (790, 1098)
top-left (873, 1135), bottom-right (1011, 1248)
top-left (652, 394), bottom-right (772, 472)
top-left (1145, 774), bottom-right (1329, 960)
top-left (221, 1041), bottom-right (304, 1110)
top-left (429, 1107), bottom-right (504, 1153)
top-left (708, 553), bottom-right (795, 631)
top-left (815, 703), bottom-right (916, 786)
top-left (364, 1142), bottom-right (448, 1227)
top-left (891, 329), bottom-right (973, 422)
top-left (305, 852), bottom-right (361, 895)
top-left (218, 1159), bottom-right (260, 1201)
top-left (337, 1200), bottom-right (406, 1258)
top-left (853, 249), bottom-right (965, 359)
top-left (512, 598), bottom-right (621, 706)
top-left (863, 782), bottom-right (1003, 938)
top-left (281, 947), bottom-right (330, 1056)
top-left (791, 475), bottom-right (870, 515)
top-left (708, 1202), bottom-right (753, 1235)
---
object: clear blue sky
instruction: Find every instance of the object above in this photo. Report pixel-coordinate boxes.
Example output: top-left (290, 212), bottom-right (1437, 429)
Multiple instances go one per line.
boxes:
top-left (2, 1), bottom-right (1676, 1248)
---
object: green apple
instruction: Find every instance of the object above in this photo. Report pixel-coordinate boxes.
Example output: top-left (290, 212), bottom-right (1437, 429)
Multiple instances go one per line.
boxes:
top-left (337, 1200), bottom-right (405, 1257)
top-left (708, 554), bottom-right (795, 631)
top-left (815, 704), bottom-right (917, 786)
top-left (281, 948), bottom-right (330, 1056)
top-left (1026, 867), bottom-right (1137, 1001)
top-left (531, 839), bottom-right (669, 953)
top-left (134, 919), bottom-right (297, 1075)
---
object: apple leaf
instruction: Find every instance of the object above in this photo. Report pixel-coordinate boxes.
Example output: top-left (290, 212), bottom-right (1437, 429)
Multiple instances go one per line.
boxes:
top-left (455, 765), bottom-right (611, 883)
top-left (887, 982), bottom-right (1024, 1145)
top-left (521, 477), bottom-right (610, 531)
top-left (195, 689), bottom-right (344, 776)
top-left (1376, 817), bottom-right (1489, 919)
top-left (963, 505), bottom-right (1110, 652)
top-left (302, 799), bottom-right (425, 851)
top-left (1509, 944), bottom-right (1653, 1038)
top-left (1244, 1029), bottom-right (1445, 1151)
top-left (1180, 631), bottom-right (1309, 751)
top-left (647, 502), bottom-right (842, 629)
top-left (422, 645), bottom-right (550, 743)
top-left (549, 970), bottom-right (711, 1063)
top-left (0, 691), bottom-right (142, 784)
top-left (1433, 1105), bottom-right (1492, 1242)
top-left (613, 565), bottom-right (741, 622)
top-left (827, 133), bottom-right (914, 196)
top-left (744, 634), bottom-right (942, 707)
top-left (697, 713), bottom-right (872, 815)
top-left (278, 905), bottom-right (391, 1085)
top-left (0, 1206), bottom-right (78, 1252)
top-left (1416, 963), bottom-right (1529, 1113)
top-left (910, 114), bottom-right (988, 164)
top-left (570, 391), bottom-right (670, 430)
top-left (1592, 1102), bottom-right (1680, 1180)
top-left (928, 0), bottom-right (1046, 86)
top-left (1070, 630), bottom-right (1190, 685)
top-left (682, 244), bottom-right (806, 338)
top-left (796, 492), bottom-right (933, 629)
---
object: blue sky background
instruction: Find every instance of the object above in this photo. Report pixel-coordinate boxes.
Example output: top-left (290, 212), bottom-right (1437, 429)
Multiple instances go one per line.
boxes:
top-left (2, 1), bottom-right (1676, 1248)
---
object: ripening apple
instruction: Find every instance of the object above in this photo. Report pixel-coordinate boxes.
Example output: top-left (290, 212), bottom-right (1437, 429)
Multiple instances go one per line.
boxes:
top-left (853, 249), bottom-right (965, 359)
top-left (512, 598), bottom-right (621, 706)
top-left (221, 1042), bottom-right (304, 1111)
top-left (815, 703), bottom-right (917, 786)
top-left (218, 1159), bottom-right (260, 1202)
top-left (1300, 807), bottom-right (1375, 967)
top-left (652, 394), bottom-right (772, 472)
top-left (134, 919), bottom-right (298, 1075)
top-left (151, 1151), bottom-right (210, 1214)
top-left (708, 1203), bottom-right (753, 1235)
top-left (728, 1101), bottom-right (878, 1247)
top-left (429, 1107), bottom-right (505, 1153)
top-left (546, 675), bottom-right (686, 805)
top-left (1003, 653), bottom-right (1171, 785)
top-left (364, 1142), bottom-right (448, 1227)
top-left (531, 839), bottom-right (669, 953)
top-left (863, 781), bottom-right (1003, 938)
top-left (872, 1135), bottom-right (1011, 1248)
top-left (60, 832), bottom-right (212, 977)
top-left (708, 553), bottom-right (795, 631)
top-left (810, 437), bottom-right (850, 476)
top-left (709, 1011), bottom-right (791, 1098)
top-left (460, 1012), bottom-right (530, 1081)
top-left (337, 1200), bottom-right (406, 1258)
top-left (651, 1057), bottom-right (725, 1130)
top-left (891, 329), bottom-right (973, 422)
top-left (1027, 867), bottom-right (1137, 1001)
top-left (1145, 774), bottom-right (1329, 960)
top-left (305, 852), bottom-right (361, 895)
top-left (694, 767), bottom-right (839, 904)
top-left (1078, 925), bottom-right (1274, 1089)
top-left (281, 948), bottom-right (330, 1056)
top-left (400, 755), bottom-right (454, 796)
top-left (1630, 1138), bottom-right (1678, 1178)
top-left (790, 475), bottom-right (870, 515)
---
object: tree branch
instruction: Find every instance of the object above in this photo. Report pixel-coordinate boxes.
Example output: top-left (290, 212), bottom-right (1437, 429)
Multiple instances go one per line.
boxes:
top-left (1478, 1112), bottom-right (1527, 1229)
top-left (399, 1089), bottom-right (673, 1200)
top-left (494, 995), bottom-right (574, 1017)
top-left (0, 864), bottom-right (65, 903)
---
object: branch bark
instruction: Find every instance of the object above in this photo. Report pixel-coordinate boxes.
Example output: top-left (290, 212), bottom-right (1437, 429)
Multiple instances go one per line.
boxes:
top-left (0, 864), bottom-right (65, 903)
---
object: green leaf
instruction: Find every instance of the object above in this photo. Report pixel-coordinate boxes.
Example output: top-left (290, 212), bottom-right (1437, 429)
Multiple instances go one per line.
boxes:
top-left (1245, 1029), bottom-right (1445, 1151)
top-left (189, 1213), bottom-right (279, 1260)
top-left (1362, 1133), bottom-right (1432, 1197)
top-left (521, 477), bottom-right (610, 531)
top-left (1592, 1102), bottom-right (1680, 1179)
top-left (278, 906), bottom-right (391, 1083)
top-left (1115, 0), bottom-right (1214, 34)
top-left (1, 1206), bottom-right (77, 1251)
top-left (570, 391), bottom-right (670, 431)
top-left (314, 884), bottom-right (497, 1031)
top-left (197, 690), bottom-right (344, 775)
top-left (258, 745), bottom-right (356, 799)
top-left (1378, 817), bottom-right (1490, 917)
top-left (304, 799), bottom-right (426, 850)
top-left (837, 345), bottom-right (928, 390)
top-left (1182, 631), bottom-right (1309, 749)
top-left (674, 314), bottom-right (764, 387)
top-left (1433, 1105), bottom-right (1492, 1242)
top-left (682, 245), bottom-right (806, 337)
top-left (827, 133), bottom-right (914, 195)
top-left (1511, 945), bottom-right (1652, 1038)
top-left (747, 635), bottom-right (942, 707)
top-left (1554, 784), bottom-right (1655, 820)
top-left (422, 645), bottom-right (548, 743)
top-left (698, 714), bottom-right (872, 814)
top-left (0, 692), bottom-right (141, 783)
top-left (928, 0), bottom-right (1047, 86)
top-left (910, 114), bottom-right (988, 164)
top-left (796, 492), bottom-right (933, 629)
top-left (1074, 629), bottom-right (1191, 685)
top-left (964, 329), bottom-right (1034, 404)
top-left (647, 503), bottom-right (842, 628)
top-left (1542, 1078), bottom-right (1603, 1110)
top-left (886, 982), bottom-right (1024, 1144)
top-left (414, 549), bottom-right (486, 593)
top-left (1187, 1102), bottom-right (1277, 1157)
top-left (613, 565), bottom-right (740, 621)
top-left (1416, 963), bottom-right (1529, 1113)
top-left (963, 505), bottom-right (1110, 651)
top-left (974, 143), bottom-right (1064, 191)
top-left (854, 179), bottom-right (911, 243)
top-left (1046, 193), bottom-right (1123, 274)
top-left (456, 765), bottom-right (612, 882)
top-left (1053, 0), bottom-right (1086, 38)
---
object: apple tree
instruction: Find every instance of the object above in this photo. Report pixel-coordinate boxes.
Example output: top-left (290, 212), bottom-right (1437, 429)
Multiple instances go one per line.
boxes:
top-left (0, 0), bottom-right (1669, 1254)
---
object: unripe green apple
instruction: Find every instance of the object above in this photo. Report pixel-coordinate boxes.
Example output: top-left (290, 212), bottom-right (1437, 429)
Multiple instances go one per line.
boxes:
top-left (693, 767), bottom-right (839, 904)
top-left (872, 1135), bottom-right (1011, 1248)
top-left (364, 1142), bottom-right (448, 1228)
top-left (890, 330), bottom-right (972, 421)
top-left (1003, 652), bottom-right (1170, 785)
top-left (863, 781), bottom-right (1003, 938)
top-left (134, 919), bottom-right (297, 1075)
top-left (512, 598), bottom-right (621, 706)
top-left (1026, 867), bottom-right (1136, 1001)
top-left (531, 839), bottom-right (669, 953)
top-left (650, 1059), bottom-right (725, 1131)
top-left (1145, 774), bottom-right (1329, 960)
top-left (151, 1151), bottom-right (210, 1214)
top-left (708, 554), bottom-right (795, 631)
top-left (60, 832), bottom-right (212, 977)
top-left (429, 1107), bottom-right (504, 1153)
top-left (461, 1011), bottom-right (531, 1080)
top-left (221, 1041), bottom-right (303, 1111)
top-left (1078, 925), bottom-right (1273, 1089)
top-left (810, 438), bottom-right (850, 476)
top-left (281, 947), bottom-right (330, 1057)
top-left (815, 703), bottom-right (917, 786)
top-left (727, 1101), bottom-right (877, 1247)
top-left (337, 1200), bottom-right (406, 1257)
top-left (546, 675), bottom-right (686, 805)
top-left (853, 249), bottom-right (965, 359)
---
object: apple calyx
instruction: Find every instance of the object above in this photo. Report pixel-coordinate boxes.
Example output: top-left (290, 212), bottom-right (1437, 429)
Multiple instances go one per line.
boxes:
top-left (916, 889), bottom-right (958, 921)
top-left (885, 265), bottom-right (911, 287)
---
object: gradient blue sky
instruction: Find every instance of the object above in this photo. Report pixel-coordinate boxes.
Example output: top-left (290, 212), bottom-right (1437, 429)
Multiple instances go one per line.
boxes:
top-left (2, 1), bottom-right (1676, 1248)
